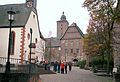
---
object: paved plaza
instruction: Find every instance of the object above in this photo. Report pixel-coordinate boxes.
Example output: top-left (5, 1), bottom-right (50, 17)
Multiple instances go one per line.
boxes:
top-left (40, 67), bottom-right (114, 82)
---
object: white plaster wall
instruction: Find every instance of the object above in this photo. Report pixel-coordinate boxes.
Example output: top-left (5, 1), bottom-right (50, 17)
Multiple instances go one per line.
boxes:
top-left (10, 28), bottom-right (21, 60)
top-left (0, 28), bottom-right (9, 58)
top-left (25, 11), bottom-right (45, 62)
top-left (36, 39), bottom-right (45, 61)
top-left (0, 27), bottom-right (22, 64)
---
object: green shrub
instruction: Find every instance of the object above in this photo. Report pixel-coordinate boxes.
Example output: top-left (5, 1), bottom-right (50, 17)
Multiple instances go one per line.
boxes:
top-left (76, 60), bottom-right (86, 69)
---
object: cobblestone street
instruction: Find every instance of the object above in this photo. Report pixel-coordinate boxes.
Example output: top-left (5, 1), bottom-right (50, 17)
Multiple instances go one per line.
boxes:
top-left (40, 67), bottom-right (114, 82)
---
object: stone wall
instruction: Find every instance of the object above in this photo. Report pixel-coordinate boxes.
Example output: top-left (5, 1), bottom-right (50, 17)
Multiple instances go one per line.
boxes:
top-left (0, 73), bottom-right (40, 82)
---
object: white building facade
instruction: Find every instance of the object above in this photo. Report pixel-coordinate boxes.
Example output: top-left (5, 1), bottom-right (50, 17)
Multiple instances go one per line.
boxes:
top-left (0, 0), bottom-right (45, 64)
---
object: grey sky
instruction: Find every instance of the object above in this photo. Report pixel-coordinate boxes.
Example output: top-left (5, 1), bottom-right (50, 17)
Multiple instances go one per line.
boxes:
top-left (0, 0), bottom-right (90, 38)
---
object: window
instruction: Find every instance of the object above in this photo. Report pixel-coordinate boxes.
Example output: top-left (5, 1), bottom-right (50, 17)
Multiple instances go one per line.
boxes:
top-left (71, 42), bottom-right (73, 46)
top-left (71, 49), bottom-right (73, 53)
top-left (76, 49), bottom-right (79, 53)
top-left (10, 31), bottom-right (15, 55)
top-left (35, 38), bottom-right (37, 43)
top-left (74, 53), bottom-right (77, 57)
top-left (76, 42), bottom-right (79, 47)
top-left (65, 42), bottom-right (68, 47)
top-left (69, 34), bottom-right (71, 38)
top-left (61, 33), bottom-right (63, 36)
top-left (27, 33), bottom-right (30, 40)
top-left (65, 49), bottom-right (68, 53)
top-left (33, 14), bottom-right (35, 18)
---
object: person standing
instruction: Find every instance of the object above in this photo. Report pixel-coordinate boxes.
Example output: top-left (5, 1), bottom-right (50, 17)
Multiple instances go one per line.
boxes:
top-left (68, 61), bottom-right (72, 71)
top-left (44, 60), bottom-right (48, 70)
top-left (47, 61), bottom-right (50, 71)
top-left (64, 62), bottom-right (67, 74)
top-left (60, 62), bottom-right (64, 74)
top-left (53, 61), bottom-right (58, 72)
top-left (57, 61), bottom-right (61, 73)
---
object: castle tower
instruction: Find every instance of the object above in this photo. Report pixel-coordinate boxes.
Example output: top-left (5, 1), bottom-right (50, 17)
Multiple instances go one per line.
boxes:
top-left (57, 12), bottom-right (69, 39)
top-left (26, 0), bottom-right (37, 9)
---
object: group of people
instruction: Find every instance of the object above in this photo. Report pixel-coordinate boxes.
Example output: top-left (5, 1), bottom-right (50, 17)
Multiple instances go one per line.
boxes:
top-left (53, 61), bottom-right (72, 74)
top-left (41, 60), bottom-right (72, 74)
top-left (41, 60), bottom-right (51, 70)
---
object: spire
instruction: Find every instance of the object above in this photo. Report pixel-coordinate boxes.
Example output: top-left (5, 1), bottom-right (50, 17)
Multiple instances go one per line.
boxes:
top-left (60, 11), bottom-right (66, 20)
top-left (62, 12), bottom-right (64, 15)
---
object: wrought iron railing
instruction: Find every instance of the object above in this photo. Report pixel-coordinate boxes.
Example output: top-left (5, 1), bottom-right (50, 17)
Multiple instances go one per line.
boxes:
top-left (0, 57), bottom-right (39, 73)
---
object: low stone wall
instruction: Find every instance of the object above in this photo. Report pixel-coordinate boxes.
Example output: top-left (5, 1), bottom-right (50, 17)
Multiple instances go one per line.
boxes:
top-left (0, 73), bottom-right (40, 82)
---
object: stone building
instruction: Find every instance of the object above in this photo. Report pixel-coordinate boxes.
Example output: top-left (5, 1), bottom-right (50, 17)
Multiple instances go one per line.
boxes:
top-left (45, 37), bottom-right (60, 62)
top-left (45, 12), bottom-right (85, 62)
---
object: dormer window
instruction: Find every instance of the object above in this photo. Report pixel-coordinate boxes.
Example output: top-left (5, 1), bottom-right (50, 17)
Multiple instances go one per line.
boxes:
top-left (26, 2), bottom-right (33, 7)
top-left (26, 0), bottom-right (37, 8)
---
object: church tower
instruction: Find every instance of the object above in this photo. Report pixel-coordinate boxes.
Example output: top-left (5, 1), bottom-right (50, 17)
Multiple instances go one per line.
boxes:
top-left (57, 12), bottom-right (69, 39)
top-left (26, 0), bottom-right (37, 9)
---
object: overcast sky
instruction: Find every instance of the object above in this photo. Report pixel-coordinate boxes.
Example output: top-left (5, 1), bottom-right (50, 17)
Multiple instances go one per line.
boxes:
top-left (0, 0), bottom-right (90, 38)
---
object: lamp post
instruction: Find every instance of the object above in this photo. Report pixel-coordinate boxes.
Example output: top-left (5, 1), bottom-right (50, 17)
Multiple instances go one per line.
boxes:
top-left (65, 53), bottom-right (67, 62)
top-left (58, 47), bottom-right (61, 61)
top-left (49, 37), bottom-right (51, 62)
top-left (5, 9), bottom-right (15, 73)
top-left (29, 28), bottom-right (32, 74)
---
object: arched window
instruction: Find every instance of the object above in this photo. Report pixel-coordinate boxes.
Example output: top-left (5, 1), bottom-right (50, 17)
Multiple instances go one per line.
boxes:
top-left (10, 31), bottom-right (15, 55)
top-left (35, 38), bottom-right (37, 43)
top-left (70, 41), bottom-right (73, 47)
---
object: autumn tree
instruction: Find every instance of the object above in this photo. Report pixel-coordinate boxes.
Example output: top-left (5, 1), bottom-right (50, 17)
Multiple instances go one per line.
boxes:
top-left (83, 0), bottom-right (120, 73)
top-left (83, 18), bottom-right (106, 68)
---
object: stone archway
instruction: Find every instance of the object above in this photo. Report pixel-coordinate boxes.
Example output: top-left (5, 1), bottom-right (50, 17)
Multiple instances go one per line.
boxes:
top-left (73, 59), bottom-right (78, 62)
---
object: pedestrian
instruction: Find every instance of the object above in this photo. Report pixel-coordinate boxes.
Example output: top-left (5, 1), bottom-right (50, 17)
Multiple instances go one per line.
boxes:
top-left (60, 62), bottom-right (64, 74)
top-left (53, 61), bottom-right (58, 72)
top-left (64, 62), bottom-right (67, 74)
top-left (47, 61), bottom-right (50, 70)
top-left (57, 61), bottom-right (61, 73)
top-left (68, 61), bottom-right (72, 71)
top-left (44, 60), bottom-right (48, 70)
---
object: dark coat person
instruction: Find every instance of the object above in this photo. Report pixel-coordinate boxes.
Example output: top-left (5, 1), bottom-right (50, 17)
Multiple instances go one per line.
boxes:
top-left (53, 61), bottom-right (58, 72)
top-left (57, 61), bottom-right (61, 73)
top-left (64, 62), bottom-right (67, 74)
top-left (68, 61), bottom-right (72, 71)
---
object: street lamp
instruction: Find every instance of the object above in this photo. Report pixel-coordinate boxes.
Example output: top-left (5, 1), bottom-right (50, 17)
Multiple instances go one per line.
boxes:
top-left (58, 47), bottom-right (61, 61)
top-left (65, 53), bottom-right (67, 62)
top-left (29, 28), bottom-right (32, 74)
top-left (5, 9), bottom-right (16, 73)
top-left (49, 37), bottom-right (51, 62)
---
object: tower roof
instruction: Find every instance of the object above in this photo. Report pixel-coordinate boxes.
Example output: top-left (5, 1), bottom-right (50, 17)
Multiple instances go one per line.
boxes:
top-left (60, 12), bottom-right (66, 20)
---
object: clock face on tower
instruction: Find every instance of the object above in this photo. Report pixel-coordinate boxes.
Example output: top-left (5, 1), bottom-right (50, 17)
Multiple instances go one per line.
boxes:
top-left (27, 2), bottom-right (33, 7)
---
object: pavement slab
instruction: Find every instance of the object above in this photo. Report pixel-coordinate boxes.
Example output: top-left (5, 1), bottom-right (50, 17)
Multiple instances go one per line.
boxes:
top-left (40, 67), bottom-right (114, 82)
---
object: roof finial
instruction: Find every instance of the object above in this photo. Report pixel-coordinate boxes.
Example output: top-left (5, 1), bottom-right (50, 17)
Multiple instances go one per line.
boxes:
top-left (62, 12), bottom-right (64, 15)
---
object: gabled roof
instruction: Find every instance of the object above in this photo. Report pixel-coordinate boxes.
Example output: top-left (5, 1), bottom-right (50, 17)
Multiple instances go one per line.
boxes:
top-left (60, 22), bottom-right (84, 40)
top-left (69, 22), bottom-right (84, 37)
top-left (0, 3), bottom-right (45, 40)
top-left (45, 37), bottom-right (60, 48)
top-left (0, 4), bottom-right (35, 28)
